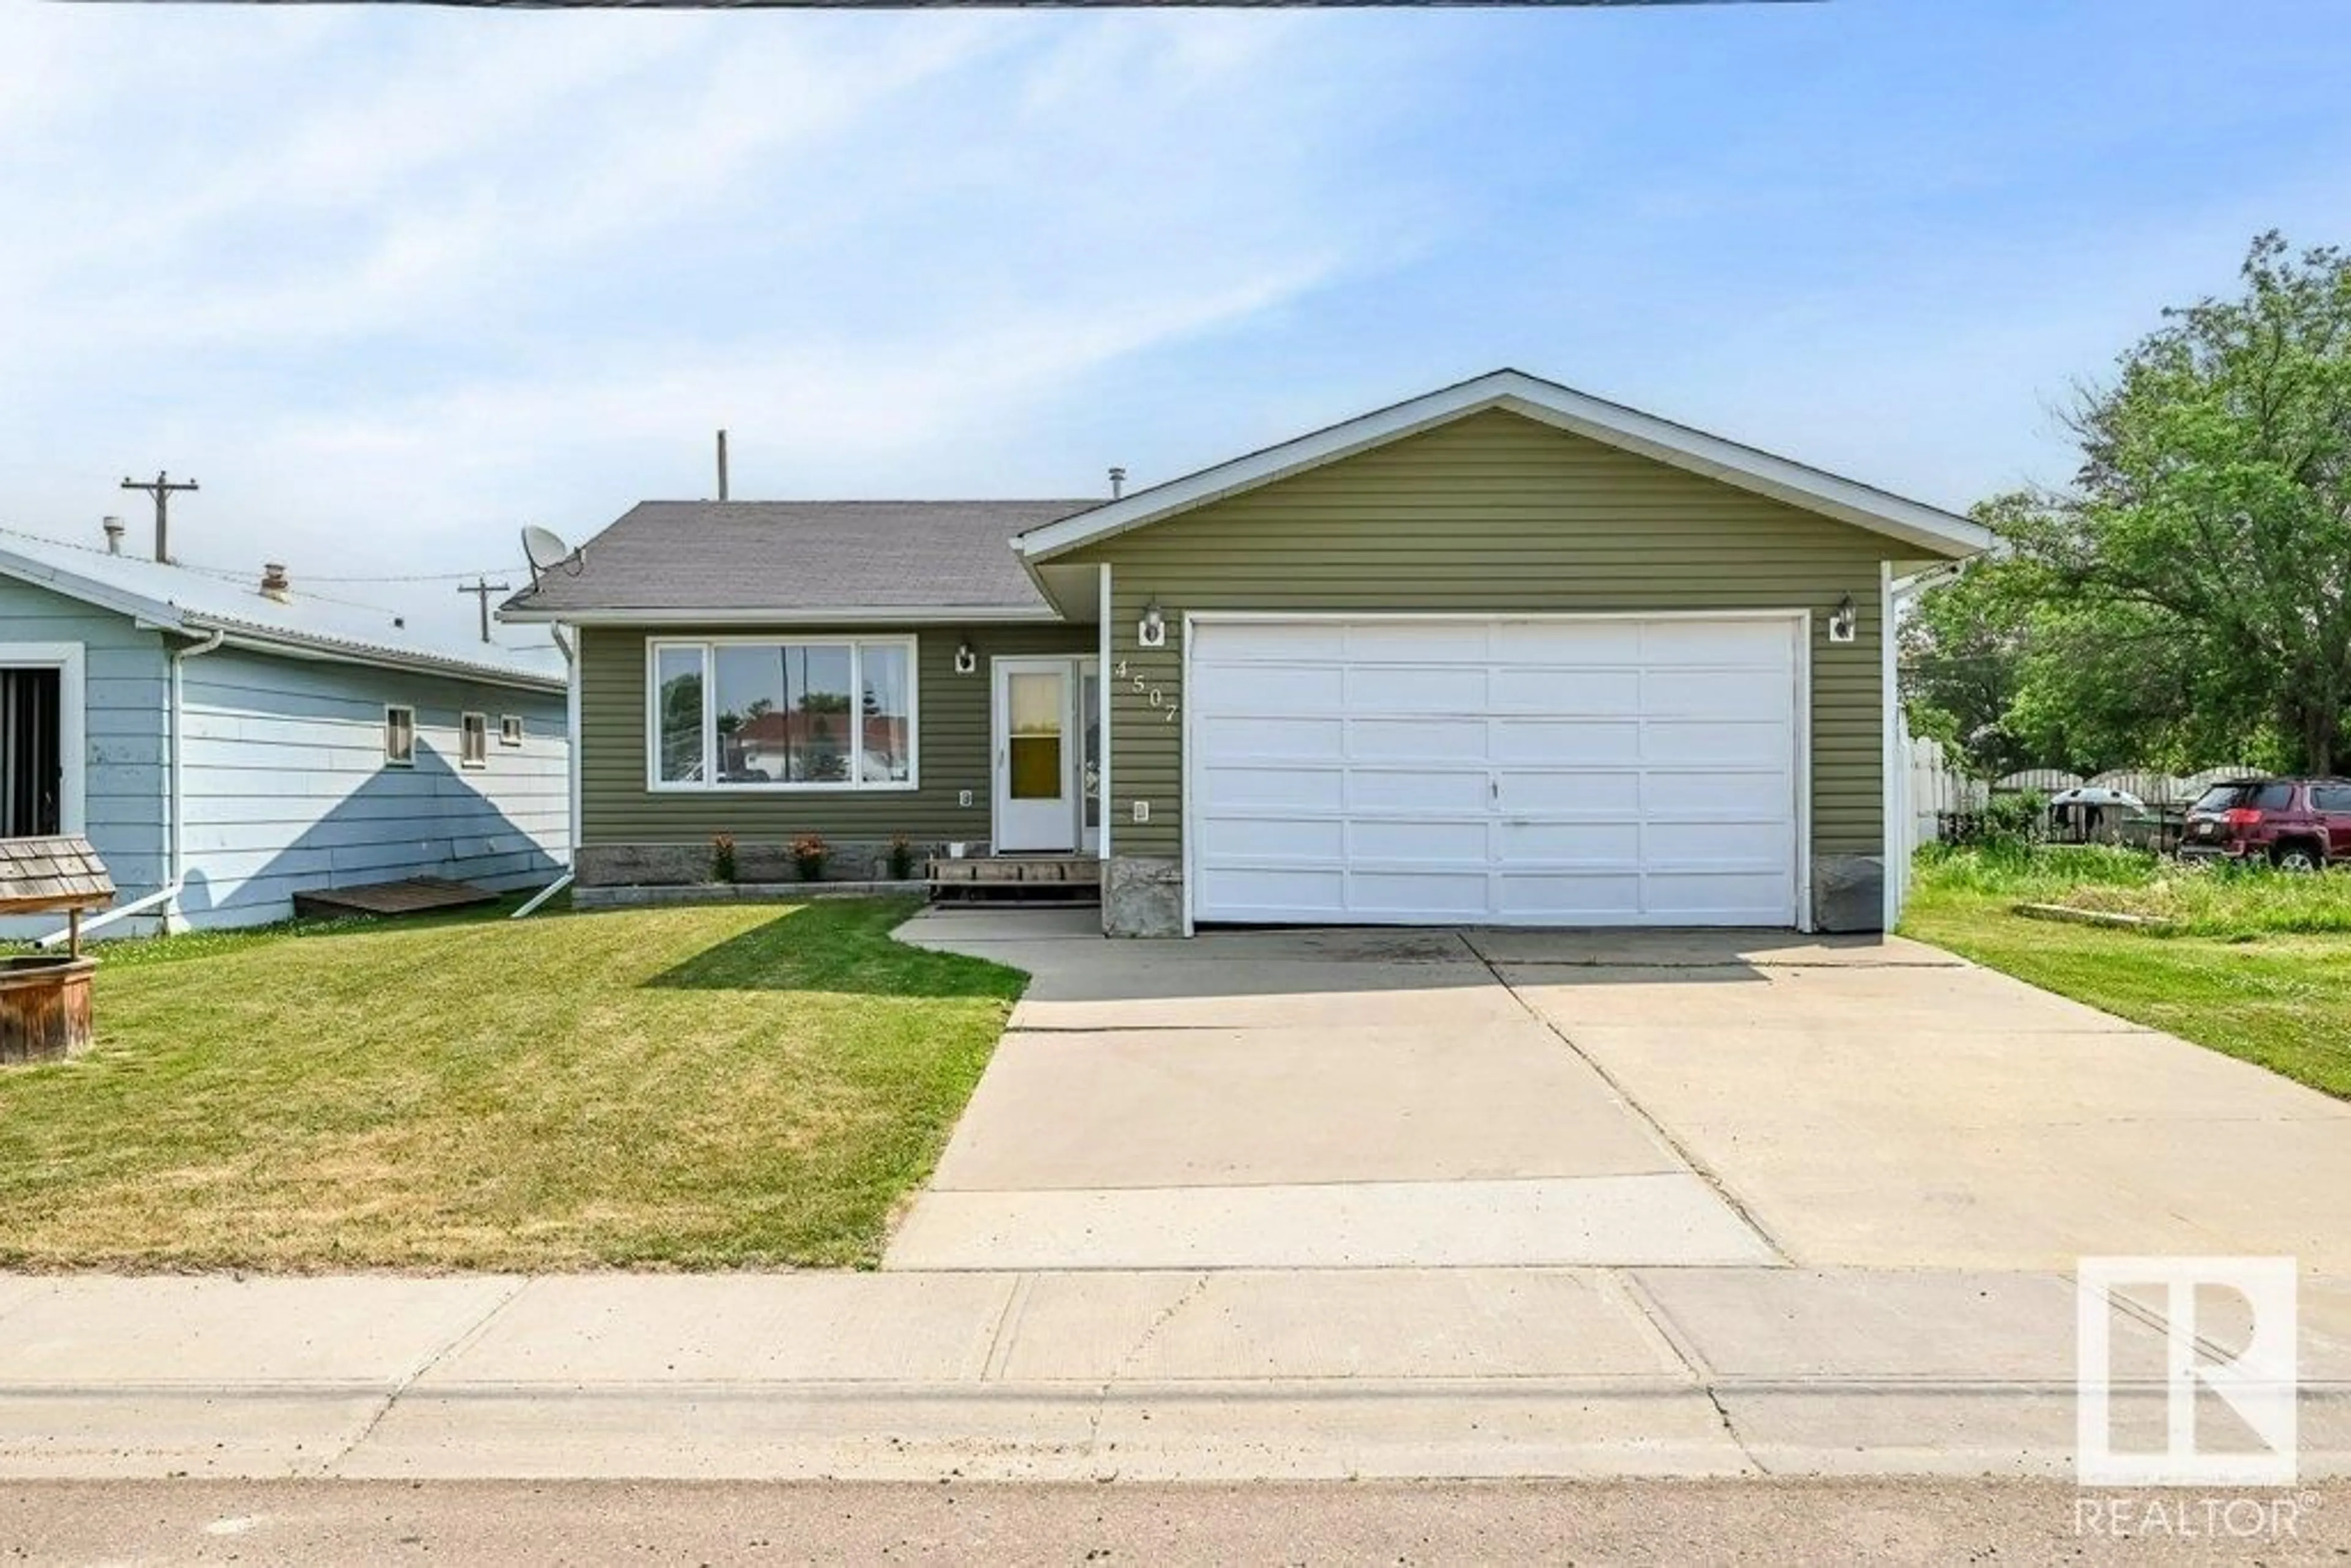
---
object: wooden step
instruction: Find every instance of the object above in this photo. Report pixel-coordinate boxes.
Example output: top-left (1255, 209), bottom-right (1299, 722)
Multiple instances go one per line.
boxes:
top-left (927, 857), bottom-right (1101, 887)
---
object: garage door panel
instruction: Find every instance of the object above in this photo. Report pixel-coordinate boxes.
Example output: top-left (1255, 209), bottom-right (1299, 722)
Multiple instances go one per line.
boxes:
top-left (1349, 870), bottom-right (1488, 917)
top-left (1199, 816), bottom-right (1346, 861)
top-left (1198, 765), bottom-right (1345, 812)
top-left (1198, 715), bottom-right (1344, 762)
top-left (1199, 867), bottom-right (1348, 916)
top-left (1496, 770), bottom-right (1641, 814)
top-left (1496, 819), bottom-right (1643, 865)
top-left (1490, 621), bottom-right (1641, 663)
top-left (1639, 620), bottom-right (1794, 665)
top-left (1349, 768), bottom-right (1489, 812)
top-left (1644, 719), bottom-right (1790, 766)
top-left (1349, 716), bottom-right (1486, 763)
top-left (1343, 622), bottom-right (1491, 662)
top-left (1643, 871), bottom-right (1795, 918)
top-left (1644, 769), bottom-right (1790, 816)
top-left (1191, 662), bottom-right (1343, 715)
top-left (1344, 665), bottom-right (1487, 714)
top-left (1643, 820), bottom-right (1795, 868)
top-left (1642, 668), bottom-right (1790, 718)
top-left (1187, 617), bottom-right (1801, 929)
top-left (1495, 873), bottom-right (1643, 920)
top-left (1351, 817), bottom-right (1488, 863)
top-left (1492, 719), bottom-right (1639, 765)
top-left (1204, 623), bottom-right (1349, 661)
top-left (1490, 669), bottom-right (1641, 715)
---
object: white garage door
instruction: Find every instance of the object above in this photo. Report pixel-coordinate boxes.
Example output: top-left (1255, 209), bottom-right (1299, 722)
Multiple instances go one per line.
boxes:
top-left (1187, 617), bottom-right (1802, 928)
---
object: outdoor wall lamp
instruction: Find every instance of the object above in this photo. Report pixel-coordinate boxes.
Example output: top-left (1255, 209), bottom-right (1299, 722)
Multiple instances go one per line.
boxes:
top-left (1828, 594), bottom-right (1859, 644)
top-left (953, 639), bottom-right (977, 674)
top-left (1138, 599), bottom-right (1167, 648)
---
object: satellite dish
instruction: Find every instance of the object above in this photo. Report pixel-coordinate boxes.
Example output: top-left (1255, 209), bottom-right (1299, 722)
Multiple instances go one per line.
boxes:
top-left (520, 525), bottom-right (583, 588)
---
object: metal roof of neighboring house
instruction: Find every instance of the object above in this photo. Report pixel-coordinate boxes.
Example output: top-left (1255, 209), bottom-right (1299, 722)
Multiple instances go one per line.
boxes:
top-left (0, 530), bottom-right (566, 691)
top-left (498, 500), bottom-right (1100, 624)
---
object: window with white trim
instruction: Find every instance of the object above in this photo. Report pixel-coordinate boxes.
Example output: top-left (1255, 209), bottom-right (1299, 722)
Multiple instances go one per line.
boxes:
top-left (650, 637), bottom-right (916, 790)
top-left (384, 705), bottom-right (416, 767)
top-left (500, 715), bottom-right (524, 747)
top-left (460, 711), bottom-right (489, 768)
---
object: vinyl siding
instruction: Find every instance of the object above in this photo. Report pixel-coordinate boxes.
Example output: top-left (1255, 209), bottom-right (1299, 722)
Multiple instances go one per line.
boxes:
top-left (1060, 409), bottom-right (1894, 861)
top-left (579, 623), bottom-right (1097, 844)
top-left (177, 649), bottom-right (569, 926)
top-left (0, 576), bottom-right (170, 936)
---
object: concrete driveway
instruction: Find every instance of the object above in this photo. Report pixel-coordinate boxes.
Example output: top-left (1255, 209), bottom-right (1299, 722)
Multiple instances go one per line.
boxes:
top-left (894, 910), bottom-right (2351, 1272)
top-left (889, 909), bottom-right (1775, 1270)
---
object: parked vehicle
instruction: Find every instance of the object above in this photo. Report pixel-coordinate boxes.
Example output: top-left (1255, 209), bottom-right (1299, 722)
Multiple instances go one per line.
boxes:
top-left (2177, 778), bottom-right (2351, 871)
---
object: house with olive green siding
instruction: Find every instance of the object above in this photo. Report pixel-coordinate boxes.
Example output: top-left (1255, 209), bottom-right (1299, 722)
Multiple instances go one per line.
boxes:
top-left (500, 370), bottom-right (1990, 936)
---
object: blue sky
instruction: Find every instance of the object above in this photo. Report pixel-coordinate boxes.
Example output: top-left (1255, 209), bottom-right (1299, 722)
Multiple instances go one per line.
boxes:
top-left (2, 0), bottom-right (2344, 645)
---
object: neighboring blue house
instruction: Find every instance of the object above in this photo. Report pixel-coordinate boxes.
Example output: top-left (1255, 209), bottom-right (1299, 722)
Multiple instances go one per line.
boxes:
top-left (0, 528), bottom-right (571, 937)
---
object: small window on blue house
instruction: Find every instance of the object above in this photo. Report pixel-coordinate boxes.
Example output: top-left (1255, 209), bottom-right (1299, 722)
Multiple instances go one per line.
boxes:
top-left (460, 712), bottom-right (489, 768)
top-left (384, 706), bottom-right (416, 767)
top-left (500, 715), bottom-right (524, 747)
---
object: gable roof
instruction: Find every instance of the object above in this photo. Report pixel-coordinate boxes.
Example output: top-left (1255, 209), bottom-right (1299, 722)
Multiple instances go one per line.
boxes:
top-left (1016, 369), bottom-right (1993, 563)
top-left (498, 500), bottom-right (1098, 625)
top-left (0, 530), bottom-right (565, 691)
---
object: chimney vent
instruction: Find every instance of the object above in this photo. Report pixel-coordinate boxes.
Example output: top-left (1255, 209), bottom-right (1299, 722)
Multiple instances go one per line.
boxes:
top-left (1108, 466), bottom-right (1127, 500)
top-left (260, 563), bottom-right (291, 602)
top-left (101, 517), bottom-right (126, 555)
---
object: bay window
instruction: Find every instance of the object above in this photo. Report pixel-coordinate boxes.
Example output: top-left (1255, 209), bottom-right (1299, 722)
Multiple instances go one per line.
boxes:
top-left (648, 637), bottom-right (916, 790)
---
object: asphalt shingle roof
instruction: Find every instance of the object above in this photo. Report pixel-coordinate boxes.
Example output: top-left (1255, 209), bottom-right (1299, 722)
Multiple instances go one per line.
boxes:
top-left (503, 500), bottom-right (1103, 618)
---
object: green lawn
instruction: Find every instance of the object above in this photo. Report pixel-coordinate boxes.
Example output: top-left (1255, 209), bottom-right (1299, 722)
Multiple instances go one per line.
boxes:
top-left (0, 898), bottom-right (1024, 1271)
top-left (1901, 848), bottom-right (2351, 1100)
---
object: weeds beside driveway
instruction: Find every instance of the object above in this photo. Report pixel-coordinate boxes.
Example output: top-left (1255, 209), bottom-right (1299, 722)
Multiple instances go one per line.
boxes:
top-left (0, 898), bottom-right (1024, 1271)
top-left (1901, 848), bottom-right (2351, 1100)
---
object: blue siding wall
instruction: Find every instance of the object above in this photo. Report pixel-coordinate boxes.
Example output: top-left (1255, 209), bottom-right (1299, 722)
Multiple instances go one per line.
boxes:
top-left (0, 577), bottom-right (169, 938)
top-left (176, 648), bottom-right (569, 928)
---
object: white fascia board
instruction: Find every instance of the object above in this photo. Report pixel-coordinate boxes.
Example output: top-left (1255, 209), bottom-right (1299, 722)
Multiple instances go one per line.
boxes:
top-left (195, 624), bottom-right (566, 694)
top-left (0, 549), bottom-right (187, 632)
top-left (1016, 369), bottom-right (1994, 564)
top-left (498, 604), bottom-right (1066, 627)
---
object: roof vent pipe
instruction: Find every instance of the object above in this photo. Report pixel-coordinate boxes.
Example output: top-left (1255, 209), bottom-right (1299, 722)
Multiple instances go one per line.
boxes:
top-left (101, 517), bottom-right (126, 555)
top-left (1108, 467), bottom-right (1126, 500)
top-left (260, 563), bottom-right (291, 602)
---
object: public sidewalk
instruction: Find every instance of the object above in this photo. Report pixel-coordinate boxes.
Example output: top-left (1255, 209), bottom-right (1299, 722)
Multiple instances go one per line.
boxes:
top-left (3, 1267), bottom-right (2347, 1482)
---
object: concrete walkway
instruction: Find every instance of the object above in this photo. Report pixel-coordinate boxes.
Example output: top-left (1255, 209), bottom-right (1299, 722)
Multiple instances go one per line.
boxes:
top-left (4, 1267), bottom-right (2347, 1481)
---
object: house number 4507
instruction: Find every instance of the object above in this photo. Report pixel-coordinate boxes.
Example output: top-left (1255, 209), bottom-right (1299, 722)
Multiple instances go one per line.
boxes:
top-left (1115, 661), bottom-right (1179, 723)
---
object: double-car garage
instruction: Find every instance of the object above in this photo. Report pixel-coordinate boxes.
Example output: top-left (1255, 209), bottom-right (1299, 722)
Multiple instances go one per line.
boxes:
top-left (1186, 615), bottom-right (1805, 928)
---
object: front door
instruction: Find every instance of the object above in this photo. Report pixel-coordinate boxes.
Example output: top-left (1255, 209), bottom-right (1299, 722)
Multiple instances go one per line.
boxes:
top-left (995, 658), bottom-right (1079, 853)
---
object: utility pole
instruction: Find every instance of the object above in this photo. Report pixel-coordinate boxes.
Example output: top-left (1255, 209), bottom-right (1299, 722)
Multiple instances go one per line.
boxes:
top-left (119, 471), bottom-right (198, 563)
top-left (457, 577), bottom-right (512, 644)
top-left (716, 429), bottom-right (730, 501)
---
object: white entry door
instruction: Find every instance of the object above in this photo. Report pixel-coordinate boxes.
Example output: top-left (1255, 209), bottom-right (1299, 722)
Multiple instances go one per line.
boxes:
top-left (1187, 616), bottom-right (1803, 927)
top-left (994, 658), bottom-right (1080, 853)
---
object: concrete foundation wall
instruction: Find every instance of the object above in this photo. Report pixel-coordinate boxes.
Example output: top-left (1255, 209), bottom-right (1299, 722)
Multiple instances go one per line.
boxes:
top-left (577, 838), bottom-right (942, 887)
top-left (1106, 853), bottom-right (1886, 937)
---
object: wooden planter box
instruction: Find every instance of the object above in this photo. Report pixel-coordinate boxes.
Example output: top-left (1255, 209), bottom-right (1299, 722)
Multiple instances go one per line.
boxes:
top-left (0, 955), bottom-right (97, 1063)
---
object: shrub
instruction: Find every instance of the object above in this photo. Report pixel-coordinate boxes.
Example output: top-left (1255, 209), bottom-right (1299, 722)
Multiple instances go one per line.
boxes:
top-left (887, 835), bottom-right (918, 882)
top-left (710, 833), bottom-right (738, 885)
top-left (790, 833), bottom-right (830, 883)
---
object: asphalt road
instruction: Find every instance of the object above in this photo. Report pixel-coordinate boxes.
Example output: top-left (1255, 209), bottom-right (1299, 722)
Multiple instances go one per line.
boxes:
top-left (0, 1479), bottom-right (2344, 1565)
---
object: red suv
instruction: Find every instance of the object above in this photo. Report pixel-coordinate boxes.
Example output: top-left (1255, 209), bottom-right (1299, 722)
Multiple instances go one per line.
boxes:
top-left (2178, 778), bottom-right (2351, 871)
